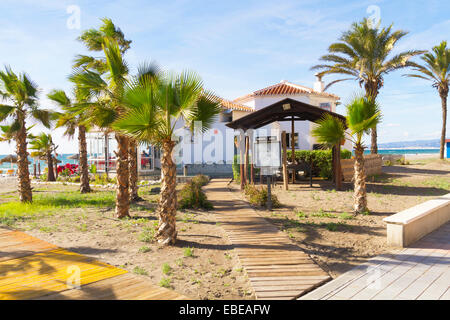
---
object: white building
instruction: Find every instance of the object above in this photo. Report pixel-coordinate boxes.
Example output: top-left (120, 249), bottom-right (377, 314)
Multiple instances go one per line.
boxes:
top-left (87, 76), bottom-right (351, 177)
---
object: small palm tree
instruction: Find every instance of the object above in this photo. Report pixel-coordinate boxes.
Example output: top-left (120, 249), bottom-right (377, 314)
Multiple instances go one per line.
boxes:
top-left (312, 96), bottom-right (381, 214)
top-left (405, 41), bottom-right (449, 159)
top-left (114, 70), bottom-right (221, 244)
top-left (48, 89), bottom-right (92, 193)
top-left (311, 18), bottom-right (423, 154)
top-left (0, 67), bottom-right (51, 202)
top-left (29, 133), bottom-right (57, 182)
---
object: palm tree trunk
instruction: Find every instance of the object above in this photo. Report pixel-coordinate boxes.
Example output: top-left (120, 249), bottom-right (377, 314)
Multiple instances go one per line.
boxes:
top-left (46, 151), bottom-right (55, 181)
top-left (439, 91), bottom-right (448, 160)
top-left (78, 125), bottom-right (91, 193)
top-left (16, 115), bottom-right (32, 203)
top-left (115, 133), bottom-right (130, 219)
top-left (156, 139), bottom-right (178, 245)
top-left (365, 81), bottom-right (380, 154)
top-left (128, 139), bottom-right (141, 202)
top-left (370, 126), bottom-right (378, 154)
top-left (353, 146), bottom-right (368, 214)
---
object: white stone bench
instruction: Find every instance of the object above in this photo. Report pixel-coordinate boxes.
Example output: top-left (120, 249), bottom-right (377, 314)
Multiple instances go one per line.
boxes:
top-left (383, 193), bottom-right (450, 247)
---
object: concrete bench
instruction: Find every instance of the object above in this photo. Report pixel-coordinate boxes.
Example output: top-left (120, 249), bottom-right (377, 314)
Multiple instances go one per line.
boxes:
top-left (383, 193), bottom-right (450, 247)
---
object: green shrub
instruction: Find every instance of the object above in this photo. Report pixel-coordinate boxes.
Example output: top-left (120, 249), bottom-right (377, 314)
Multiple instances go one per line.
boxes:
top-left (244, 184), bottom-right (281, 208)
top-left (178, 181), bottom-right (213, 210)
top-left (69, 176), bottom-right (81, 183)
top-left (191, 174), bottom-right (209, 187)
top-left (89, 164), bottom-right (97, 174)
top-left (232, 155), bottom-right (260, 183)
top-left (286, 149), bottom-right (351, 179)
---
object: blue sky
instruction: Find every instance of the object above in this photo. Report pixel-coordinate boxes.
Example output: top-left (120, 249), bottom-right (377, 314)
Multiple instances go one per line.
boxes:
top-left (0, 0), bottom-right (449, 153)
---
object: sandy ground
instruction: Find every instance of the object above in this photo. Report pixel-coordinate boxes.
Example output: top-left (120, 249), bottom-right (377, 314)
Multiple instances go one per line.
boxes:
top-left (0, 178), bottom-right (17, 194)
top-left (2, 183), bottom-right (254, 300)
top-left (230, 158), bottom-right (450, 278)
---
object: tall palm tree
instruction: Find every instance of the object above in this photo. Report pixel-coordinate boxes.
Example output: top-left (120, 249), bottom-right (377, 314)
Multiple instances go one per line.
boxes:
top-left (0, 67), bottom-right (51, 202)
top-left (312, 96), bottom-right (381, 214)
top-left (48, 89), bottom-right (92, 193)
top-left (113, 70), bottom-right (221, 245)
top-left (29, 133), bottom-right (57, 182)
top-left (70, 38), bottom-right (131, 218)
top-left (405, 41), bottom-right (449, 159)
top-left (73, 18), bottom-right (135, 216)
top-left (311, 18), bottom-right (423, 154)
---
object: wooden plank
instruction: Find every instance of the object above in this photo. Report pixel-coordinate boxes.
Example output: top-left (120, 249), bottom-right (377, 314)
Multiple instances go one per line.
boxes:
top-left (204, 179), bottom-right (331, 300)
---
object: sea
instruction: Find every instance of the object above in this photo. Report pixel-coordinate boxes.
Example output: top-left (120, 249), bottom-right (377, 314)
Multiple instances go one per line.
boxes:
top-left (0, 148), bottom-right (440, 170)
top-left (0, 154), bottom-right (78, 171)
top-left (363, 148), bottom-right (440, 155)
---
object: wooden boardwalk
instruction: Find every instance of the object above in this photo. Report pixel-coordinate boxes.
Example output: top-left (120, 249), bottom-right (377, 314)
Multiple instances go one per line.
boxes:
top-left (204, 179), bottom-right (331, 300)
top-left (0, 227), bottom-right (187, 300)
top-left (300, 223), bottom-right (450, 300)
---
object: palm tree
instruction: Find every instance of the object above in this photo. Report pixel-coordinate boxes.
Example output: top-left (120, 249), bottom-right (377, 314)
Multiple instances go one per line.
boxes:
top-left (0, 67), bottom-right (51, 202)
top-left (311, 18), bottom-right (423, 154)
top-left (73, 19), bottom-right (134, 217)
top-left (113, 70), bottom-right (221, 244)
top-left (405, 41), bottom-right (449, 159)
top-left (48, 89), bottom-right (92, 193)
top-left (70, 38), bottom-right (131, 218)
top-left (312, 96), bottom-right (381, 214)
top-left (29, 133), bottom-right (57, 182)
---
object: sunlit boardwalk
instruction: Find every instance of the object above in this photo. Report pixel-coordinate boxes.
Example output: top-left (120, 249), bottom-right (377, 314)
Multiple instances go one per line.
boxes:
top-left (204, 179), bottom-right (331, 300)
top-left (0, 227), bottom-right (187, 300)
top-left (300, 223), bottom-right (450, 300)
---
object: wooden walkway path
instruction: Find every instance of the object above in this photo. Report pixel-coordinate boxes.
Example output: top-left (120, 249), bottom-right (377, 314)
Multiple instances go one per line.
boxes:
top-left (204, 179), bottom-right (331, 300)
top-left (0, 227), bottom-right (187, 300)
top-left (300, 222), bottom-right (450, 300)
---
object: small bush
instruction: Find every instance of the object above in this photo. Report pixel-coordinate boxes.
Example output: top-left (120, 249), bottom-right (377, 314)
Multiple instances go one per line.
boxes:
top-left (286, 149), bottom-right (352, 179)
top-left (133, 266), bottom-right (148, 275)
top-left (162, 263), bottom-right (172, 275)
top-left (191, 174), bottom-right (209, 187)
top-left (244, 184), bottom-right (281, 208)
top-left (68, 176), bottom-right (81, 183)
top-left (159, 277), bottom-right (171, 288)
top-left (183, 247), bottom-right (194, 257)
top-left (178, 181), bottom-right (213, 210)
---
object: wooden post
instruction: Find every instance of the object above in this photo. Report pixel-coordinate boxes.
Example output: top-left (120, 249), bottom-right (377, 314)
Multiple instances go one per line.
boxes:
top-left (281, 131), bottom-right (288, 191)
top-left (291, 116), bottom-right (296, 184)
top-left (331, 145), bottom-right (336, 183)
top-left (239, 131), bottom-right (245, 190)
top-left (244, 135), bottom-right (249, 185)
top-left (105, 133), bottom-right (109, 179)
top-left (335, 143), bottom-right (342, 191)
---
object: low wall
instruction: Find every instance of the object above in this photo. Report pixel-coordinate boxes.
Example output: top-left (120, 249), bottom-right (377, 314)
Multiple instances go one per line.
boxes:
top-left (340, 154), bottom-right (383, 182)
top-left (383, 193), bottom-right (450, 247)
top-left (178, 164), bottom-right (233, 178)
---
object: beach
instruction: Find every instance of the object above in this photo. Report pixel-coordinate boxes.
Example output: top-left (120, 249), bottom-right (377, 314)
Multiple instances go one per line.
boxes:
top-left (0, 177), bottom-right (17, 194)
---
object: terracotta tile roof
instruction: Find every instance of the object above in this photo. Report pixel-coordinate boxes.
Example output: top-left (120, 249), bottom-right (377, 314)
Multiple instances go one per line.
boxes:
top-left (233, 80), bottom-right (339, 103)
top-left (220, 99), bottom-right (253, 112)
top-left (209, 93), bottom-right (253, 112)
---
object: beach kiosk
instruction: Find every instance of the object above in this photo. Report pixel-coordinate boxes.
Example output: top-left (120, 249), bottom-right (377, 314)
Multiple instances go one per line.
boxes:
top-left (86, 129), bottom-right (161, 176)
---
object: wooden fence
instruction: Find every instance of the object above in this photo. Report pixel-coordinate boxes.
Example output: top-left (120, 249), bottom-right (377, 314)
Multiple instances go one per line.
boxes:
top-left (340, 154), bottom-right (383, 182)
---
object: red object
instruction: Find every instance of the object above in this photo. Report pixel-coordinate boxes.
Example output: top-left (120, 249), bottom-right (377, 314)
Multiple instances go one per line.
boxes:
top-left (57, 163), bottom-right (78, 175)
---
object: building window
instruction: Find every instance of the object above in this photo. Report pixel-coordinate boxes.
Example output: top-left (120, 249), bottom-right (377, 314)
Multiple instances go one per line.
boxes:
top-left (319, 102), bottom-right (331, 111)
top-left (286, 133), bottom-right (298, 148)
